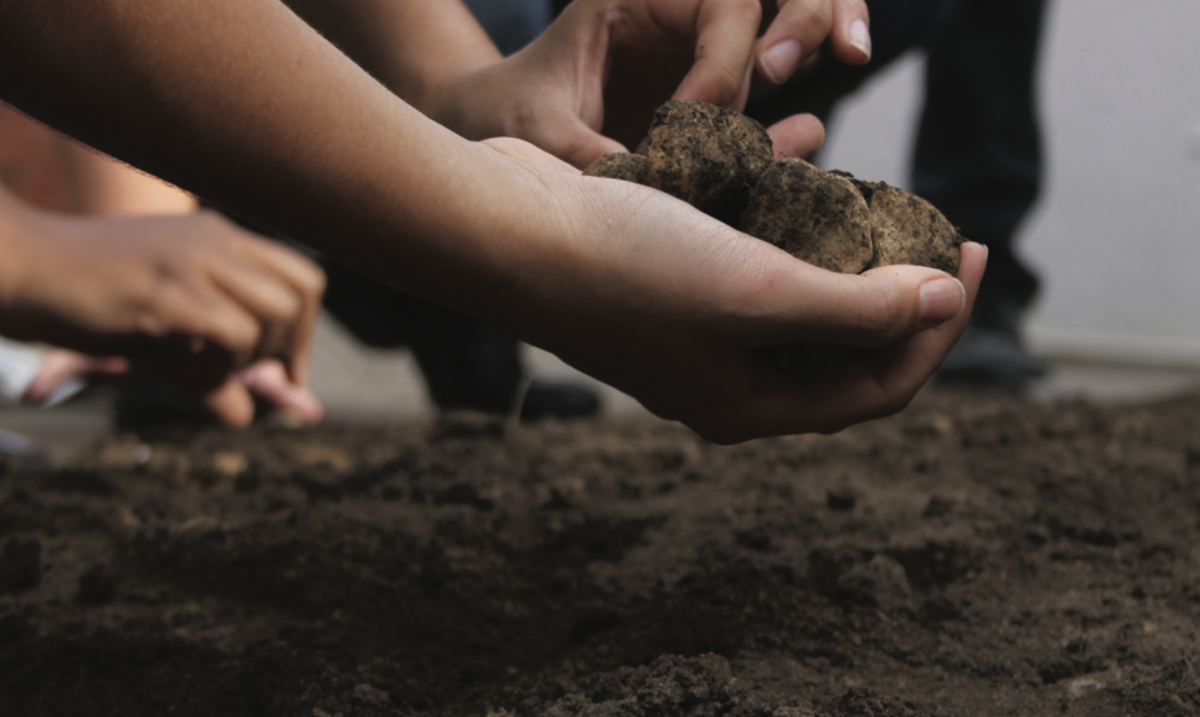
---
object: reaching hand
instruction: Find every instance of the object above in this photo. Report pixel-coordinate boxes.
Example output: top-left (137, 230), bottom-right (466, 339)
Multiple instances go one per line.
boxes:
top-left (0, 203), bottom-right (326, 426)
top-left (429, 0), bottom-right (868, 168)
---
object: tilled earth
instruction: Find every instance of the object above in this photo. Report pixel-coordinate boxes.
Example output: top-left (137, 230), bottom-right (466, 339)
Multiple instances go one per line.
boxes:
top-left (1, 388), bottom-right (1199, 716)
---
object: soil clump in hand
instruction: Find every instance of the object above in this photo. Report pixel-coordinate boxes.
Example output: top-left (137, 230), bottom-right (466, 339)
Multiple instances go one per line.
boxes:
top-left (585, 100), bottom-right (966, 379)
top-left (633, 99), bottom-right (775, 225)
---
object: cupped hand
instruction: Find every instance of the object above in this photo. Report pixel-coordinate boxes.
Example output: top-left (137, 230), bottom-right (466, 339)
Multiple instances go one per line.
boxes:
top-left (431, 0), bottom-right (864, 168)
top-left (0, 206), bottom-right (326, 404)
top-left (479, 138), bottom-right (982, 444)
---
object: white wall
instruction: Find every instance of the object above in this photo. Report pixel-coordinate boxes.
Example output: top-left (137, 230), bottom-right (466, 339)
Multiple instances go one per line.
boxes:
top-left (819, 0), bottom-right (1200, 366)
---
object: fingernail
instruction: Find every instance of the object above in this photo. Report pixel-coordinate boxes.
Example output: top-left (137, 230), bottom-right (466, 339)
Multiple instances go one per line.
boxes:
top-left (919, 277), bottom-right (966, 326)
top-left (849, 20), bottom-right (872, 60)
top-left (760, 40), bottom-right (803, 85)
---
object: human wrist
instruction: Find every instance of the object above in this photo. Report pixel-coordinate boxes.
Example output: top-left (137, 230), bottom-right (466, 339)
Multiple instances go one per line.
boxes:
top-left (414, 57), bottom-right (505, 138)
top-left (373, 138), bottom-right (589, 334)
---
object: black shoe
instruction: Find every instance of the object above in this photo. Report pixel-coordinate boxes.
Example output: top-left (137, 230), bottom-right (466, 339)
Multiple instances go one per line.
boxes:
top-left (517, 379), bottom-right (602, 422)
top-left (935, 324), bottom-right (1048, 395)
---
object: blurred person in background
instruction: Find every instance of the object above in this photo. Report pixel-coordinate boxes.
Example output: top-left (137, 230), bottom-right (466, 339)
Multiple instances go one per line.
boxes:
top-left (743, 0), bottom-right (1051, 394)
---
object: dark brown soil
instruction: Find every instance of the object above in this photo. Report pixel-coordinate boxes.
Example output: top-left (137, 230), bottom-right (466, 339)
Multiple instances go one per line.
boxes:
top-left (585, 101), bottom-right (963, 277)
top-left (2, 388), bottom-right (1200, 716)
top-left (741, 159), bottom-right (873, 274)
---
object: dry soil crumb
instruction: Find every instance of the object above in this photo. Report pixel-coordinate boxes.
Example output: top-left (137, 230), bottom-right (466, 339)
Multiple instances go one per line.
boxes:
top-left (741, 158), bottom-right (874, 274)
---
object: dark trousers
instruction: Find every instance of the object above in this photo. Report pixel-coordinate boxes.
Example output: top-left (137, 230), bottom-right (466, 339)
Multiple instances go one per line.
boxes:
top-left (320, 262), bottom-right (524, 412)
top-left (321, 0), bottom-right (554, 411)
top-left (747, 0), bottom-right (1050, 329)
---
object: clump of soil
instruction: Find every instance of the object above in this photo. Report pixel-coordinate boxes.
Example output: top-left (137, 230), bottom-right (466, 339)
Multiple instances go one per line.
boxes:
top-left (741, 159), bottom-right (874, 275)
top-left (585, 101), bottom-right (965, 380)
top-left (636, 100), bottom-right (775, 225)
top-left (2, 388), bottom-right (1200, 716)
top-left (585, 100), bottom-right (963, 277)
top-left (852, 178), bottom-right (962, 275)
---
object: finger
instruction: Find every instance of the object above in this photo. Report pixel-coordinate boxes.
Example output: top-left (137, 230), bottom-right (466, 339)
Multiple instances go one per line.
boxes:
top-left (803, 241), bottom-right (986, 430)
top-left (828, 0), bottom-right (872, 65)
top-left (553, 120), bottom-right (629, 170)
top-left (231, 232), bottom-right (326, 385)
top-left (756, 0), bottom-right (870, 86)
top-left (729, 242), bottom-right (968, 350)
top-left (766, 113), bottom-right (826, 158)
top-left (670, 0), bottom-right (762, 108)
top-left (238, 359), bottom-right (324, 425)
top-left (206, 241), bottom-right (310, 367)
top-left (143, 277), bottom-right (262, 370)
top-left (198, 376), bottom-right (257, 428)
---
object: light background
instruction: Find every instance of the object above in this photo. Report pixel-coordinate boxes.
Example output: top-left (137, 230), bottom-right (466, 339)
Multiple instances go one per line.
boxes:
top-left (820, 0), bottom-right (1200, 366)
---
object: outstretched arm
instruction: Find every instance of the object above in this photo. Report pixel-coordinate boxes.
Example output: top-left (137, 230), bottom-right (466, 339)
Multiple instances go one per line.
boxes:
top-left (0, 0), bottom-right (976, 442)
top-left (0, 0), bottom-right (520, 323)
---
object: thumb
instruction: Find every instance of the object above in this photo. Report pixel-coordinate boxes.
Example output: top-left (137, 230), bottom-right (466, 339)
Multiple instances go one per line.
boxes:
top-left (766, 113), bottom-right (827, 159)
top-left (534, 108), bottom-right (628, 169)
top-left (743, 248), bottom-right (976, 350)
top-left (200, 377), bottom-right (257, 428)
top-left (481, 136), bottom-right (579, 171)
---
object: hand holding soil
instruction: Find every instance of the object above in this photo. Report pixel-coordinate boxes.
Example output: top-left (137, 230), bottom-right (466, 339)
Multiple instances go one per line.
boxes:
top-left (586, 100), bottom-right (967, 381)
top-left (424, 0), bottom-right (862, 167)
top-left (0, 0), bottom-right (975, 442)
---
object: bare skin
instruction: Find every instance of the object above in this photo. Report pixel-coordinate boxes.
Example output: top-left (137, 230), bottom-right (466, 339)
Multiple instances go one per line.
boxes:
top-left (0, 0), bottom-right (981, 442)
top-left (281, 0), bottom-right (867, 167)
top-left (425, 0), bottom-right (868, 164)
top-left (0, 104), bottom-right (323, 425)
top-left (0, 184), bottom-right (325, 426)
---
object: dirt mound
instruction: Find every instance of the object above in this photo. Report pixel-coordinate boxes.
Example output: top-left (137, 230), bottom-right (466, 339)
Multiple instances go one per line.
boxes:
top-left (2, 389), bottom-right (1199, 716)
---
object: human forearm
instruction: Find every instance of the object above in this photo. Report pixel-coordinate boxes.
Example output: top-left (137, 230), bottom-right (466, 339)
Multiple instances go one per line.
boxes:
top-left (0, 186), bottom-right (36, 331)
top-left (0, 0), bottom-right (554, 317)
top-left (280, 0), bottom-right (502, 116)
top-left (63, 142), bottom-right (197, 217)
top-left (0, 0), bottom-right (981, 442)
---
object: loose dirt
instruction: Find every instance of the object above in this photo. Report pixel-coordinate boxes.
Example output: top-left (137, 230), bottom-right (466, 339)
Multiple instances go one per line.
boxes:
top-left (2, 388), bottom-right (1199, 716)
